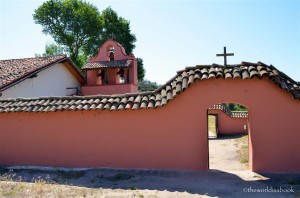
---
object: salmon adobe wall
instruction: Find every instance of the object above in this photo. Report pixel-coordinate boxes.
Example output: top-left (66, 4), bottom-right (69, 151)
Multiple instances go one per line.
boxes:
top-left (0, 100), bottom-right (206, 170)
top-left (208, 109), bottom-right (248, 135)
top-left (90, 39), bottom-right (129, 62)
top-left (0, 78), bottom-right (299, 173)
top-left (82, 84), bottom-right (138, 95)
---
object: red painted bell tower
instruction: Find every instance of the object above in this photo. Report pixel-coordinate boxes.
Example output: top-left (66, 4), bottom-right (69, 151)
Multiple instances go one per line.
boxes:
top-left (81, 39), bottom-right (138, 95)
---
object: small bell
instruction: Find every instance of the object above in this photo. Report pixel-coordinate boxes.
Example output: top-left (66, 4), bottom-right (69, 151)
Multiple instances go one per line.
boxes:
top-left (118, 68), bottom-right (124, 78)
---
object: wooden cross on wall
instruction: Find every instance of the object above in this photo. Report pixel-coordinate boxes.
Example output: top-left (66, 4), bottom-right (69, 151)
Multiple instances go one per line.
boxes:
top-left (110, 33), bottom-right (114, 39)
top-left (216, 47), bottom-right (234, 67)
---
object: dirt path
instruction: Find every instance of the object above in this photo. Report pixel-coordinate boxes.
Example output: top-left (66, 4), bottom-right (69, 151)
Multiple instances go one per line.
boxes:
top-left (209, 136), bottom-right (247, 171)
top-left (209, 136), bottom-right (267, 185)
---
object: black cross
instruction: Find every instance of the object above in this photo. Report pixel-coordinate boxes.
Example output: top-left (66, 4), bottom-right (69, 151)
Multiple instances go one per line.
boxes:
top-left (110, 33), bottom-right (114, 39)
top-left (216, 47), bottom-right (234, 67)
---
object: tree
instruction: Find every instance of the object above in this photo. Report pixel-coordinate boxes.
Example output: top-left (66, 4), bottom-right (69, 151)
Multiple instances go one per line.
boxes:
top-left (35, 43), bottom-right (64, 57)
top-left (225, 103), bottom-right (247, 111)
top-left (138, 80), bottom-right (159, 92)
top-left (136, 57), bottom-right (145, 81)
top-left (44, 43), bottom-right (64, 56)
top-left (33, 0), bottom-right (102, 67)
top-left (89, 7), bottom-right (136, 55)
top-left (43, 43), bottom-right (65, 56)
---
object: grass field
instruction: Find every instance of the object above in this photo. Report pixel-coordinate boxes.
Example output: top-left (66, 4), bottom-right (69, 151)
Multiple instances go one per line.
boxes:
top-left (235, 135), bottom-right (249, 166)
top-left (208, 115), bottom-right (217, 137)
top-left (0, 170), bottom-right (193, 198)
top-left (0, 181), bottom-right (151, 198)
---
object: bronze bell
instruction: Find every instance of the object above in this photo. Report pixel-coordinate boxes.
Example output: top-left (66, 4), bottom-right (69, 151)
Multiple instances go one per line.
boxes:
top-left (98, 70), bottom-right (105, 79)
top-left (109, 51), bottom-right (114, 61)
top-left (117, 68), bottom-right (124, 78)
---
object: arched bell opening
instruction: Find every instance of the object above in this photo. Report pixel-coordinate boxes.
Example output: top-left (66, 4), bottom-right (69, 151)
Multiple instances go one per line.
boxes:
top-left (117, 68), bottom-right (128, 84)
top-left (107, 45), bottom-right (115, 61)
top-left (97, 69), bottom-right (106, 85)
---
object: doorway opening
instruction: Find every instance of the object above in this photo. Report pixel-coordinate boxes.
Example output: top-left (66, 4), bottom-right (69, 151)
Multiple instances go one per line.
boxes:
top-left (207, 103), bottom-right (249, 171)
top-left (208, 114), bottom-right (218, 138)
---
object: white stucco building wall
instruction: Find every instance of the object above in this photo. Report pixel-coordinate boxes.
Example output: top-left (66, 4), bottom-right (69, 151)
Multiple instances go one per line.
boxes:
top-left (1, 63), bottom-right (81, 99)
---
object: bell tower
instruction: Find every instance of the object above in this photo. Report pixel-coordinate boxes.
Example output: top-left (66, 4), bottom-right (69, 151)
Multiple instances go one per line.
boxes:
top-left (81, 39), bottom-right (138, 95)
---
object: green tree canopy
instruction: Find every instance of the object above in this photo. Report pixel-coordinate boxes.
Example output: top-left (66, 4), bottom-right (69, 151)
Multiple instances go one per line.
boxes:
top-left (225, 103), bottom-right (247, 111)
top-left (35, 43), bottom-right (64, 57)
top-left (138, 80), bottom-right (159, 92)
top-left (95, 7), bottom-right (136, 55)
top-left (44, 43), bottom-right (64, 56)
top-left (33, 0), bottom-right (102, 66)
top-left (136, 57), bottom-right (145, 81)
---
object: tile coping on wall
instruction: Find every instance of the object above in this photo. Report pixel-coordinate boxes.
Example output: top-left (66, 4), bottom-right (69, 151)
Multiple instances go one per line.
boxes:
top-left (208, 104), bottom-right (248, 118)
top-left (0, 61), bottom-right (299, 113)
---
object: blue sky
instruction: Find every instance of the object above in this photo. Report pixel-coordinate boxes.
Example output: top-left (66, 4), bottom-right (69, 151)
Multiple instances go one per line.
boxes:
top-left (0, 0), bottom-right (299, 84)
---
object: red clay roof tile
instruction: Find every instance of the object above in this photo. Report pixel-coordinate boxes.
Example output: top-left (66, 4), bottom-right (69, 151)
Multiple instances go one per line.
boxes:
top-left (82, 60), bottom-right (132, 69)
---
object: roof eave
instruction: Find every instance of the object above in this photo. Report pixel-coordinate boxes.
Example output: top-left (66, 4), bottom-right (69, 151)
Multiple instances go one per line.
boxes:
top-left (0, 56), bottom-right (84, 92)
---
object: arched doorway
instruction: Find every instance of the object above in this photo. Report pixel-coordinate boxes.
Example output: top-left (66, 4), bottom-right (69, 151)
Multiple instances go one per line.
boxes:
top-left (207, 103), bottom-right (250, 171)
